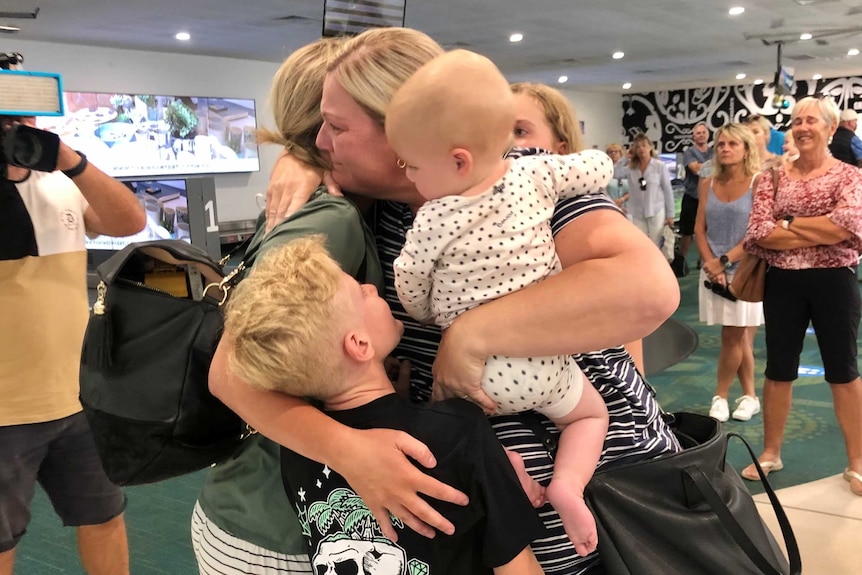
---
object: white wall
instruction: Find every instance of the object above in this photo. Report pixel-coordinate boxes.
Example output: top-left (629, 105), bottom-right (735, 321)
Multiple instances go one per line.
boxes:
top-left (9, 39), bottom-right (287, 222)
top-left (558, 88), bottom-right (624, 151)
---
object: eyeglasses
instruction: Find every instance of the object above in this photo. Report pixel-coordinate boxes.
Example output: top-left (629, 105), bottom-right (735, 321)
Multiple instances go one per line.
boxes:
top-left (638, 177), bottom-right (647, 190)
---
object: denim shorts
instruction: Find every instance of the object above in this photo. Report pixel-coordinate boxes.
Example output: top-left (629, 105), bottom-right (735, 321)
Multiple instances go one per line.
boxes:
top-left (0, 412), bottom-right (127, 552)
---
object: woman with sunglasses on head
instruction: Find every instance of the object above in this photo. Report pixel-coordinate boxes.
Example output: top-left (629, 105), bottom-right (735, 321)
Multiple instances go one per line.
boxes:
top-left (694, 123), bottom-right (764, 423)
top-left (626, 133), bottom-right (675, 247)
top-left (740, 96), bottom-right (862, 495)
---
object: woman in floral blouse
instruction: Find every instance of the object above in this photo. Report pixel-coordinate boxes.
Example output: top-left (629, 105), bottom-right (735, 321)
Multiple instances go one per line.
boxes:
top-left (740, 96), bottom-right (862, 497)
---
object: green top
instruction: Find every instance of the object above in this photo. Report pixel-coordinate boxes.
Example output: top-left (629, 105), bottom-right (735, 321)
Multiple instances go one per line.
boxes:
top-left (197, 188), bottom-right (383, 554)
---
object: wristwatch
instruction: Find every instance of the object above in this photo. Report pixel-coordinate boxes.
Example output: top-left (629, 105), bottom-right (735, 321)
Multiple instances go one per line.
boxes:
top-left (781, 215), bottom-right (795, 230)
top-left (719, 254), bottom-right (732, 269)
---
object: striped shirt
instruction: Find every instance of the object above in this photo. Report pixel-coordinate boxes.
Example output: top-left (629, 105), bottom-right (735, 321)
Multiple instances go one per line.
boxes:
top-left (373, 190), bottom-right (680, 575)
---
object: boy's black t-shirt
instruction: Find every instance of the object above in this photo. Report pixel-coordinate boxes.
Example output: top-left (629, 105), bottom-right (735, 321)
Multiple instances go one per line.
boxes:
top-left (280, 394), bottom-right (545, 574)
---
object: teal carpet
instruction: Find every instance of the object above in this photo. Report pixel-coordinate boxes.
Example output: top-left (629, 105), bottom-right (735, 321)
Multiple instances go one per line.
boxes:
top-left (15, 259), bottom-right (860, 572)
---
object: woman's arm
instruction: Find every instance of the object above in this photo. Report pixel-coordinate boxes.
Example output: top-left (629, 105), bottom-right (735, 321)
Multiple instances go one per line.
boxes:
top-left (209, 335), bottom-right (468, 540)
top-left (264, 152), bottom-right (339, 232)
top-left (434, 207), bottom-right (678, 406)
top-left (776, 215), bottom-right (852, 246)
top-left (693, 177), bottom-right (714, 264)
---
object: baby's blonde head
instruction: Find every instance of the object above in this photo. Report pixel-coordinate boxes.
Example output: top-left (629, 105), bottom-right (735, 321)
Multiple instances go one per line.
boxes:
top-left (385, 49), bottom-right (514, 163)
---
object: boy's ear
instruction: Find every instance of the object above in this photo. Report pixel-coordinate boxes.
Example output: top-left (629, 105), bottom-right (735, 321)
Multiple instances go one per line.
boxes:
top-left (344, 328), bottom-right (374, 363)
top-left (451, 147), bottom-right (473, 175)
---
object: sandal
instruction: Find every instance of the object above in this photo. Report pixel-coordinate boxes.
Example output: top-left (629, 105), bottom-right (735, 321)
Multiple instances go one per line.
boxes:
top-left (843, 468), bottom-right (862, 496)
top-left (741, 458), bottom-right (783, 481)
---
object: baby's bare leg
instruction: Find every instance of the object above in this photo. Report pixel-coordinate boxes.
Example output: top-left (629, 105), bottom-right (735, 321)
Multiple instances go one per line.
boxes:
top-left (544, 382), bottom-right (608, 557)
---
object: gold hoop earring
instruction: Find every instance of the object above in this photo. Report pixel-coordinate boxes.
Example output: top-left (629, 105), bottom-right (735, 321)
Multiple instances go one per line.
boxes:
top-left (396, 158), bottom-right (407, 169)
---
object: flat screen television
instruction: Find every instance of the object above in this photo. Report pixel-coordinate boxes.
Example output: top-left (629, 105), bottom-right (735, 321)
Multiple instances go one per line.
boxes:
top-left (36, 92), bottom-right (260, 178)
top-left (85, 177), bottom-right (219, 285)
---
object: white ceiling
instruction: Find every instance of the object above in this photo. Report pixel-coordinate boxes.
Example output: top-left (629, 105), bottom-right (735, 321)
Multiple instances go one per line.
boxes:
top-left (2, 0), bottom-right (862, 92)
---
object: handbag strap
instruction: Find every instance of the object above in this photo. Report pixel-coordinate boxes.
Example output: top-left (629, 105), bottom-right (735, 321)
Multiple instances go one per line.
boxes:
top-left (683, 432), bottom-right (801, 575)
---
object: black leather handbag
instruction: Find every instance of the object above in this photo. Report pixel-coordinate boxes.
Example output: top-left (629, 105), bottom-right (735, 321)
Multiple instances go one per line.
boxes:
top-left (80, 240), bottom-right (251, 486)
top-left (584, 412), bottom-right (801, 575)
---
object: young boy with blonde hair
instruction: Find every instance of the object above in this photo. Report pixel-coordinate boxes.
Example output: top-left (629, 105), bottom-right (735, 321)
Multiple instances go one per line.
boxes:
top-left (225, 236), bottom-right (546, 575)
top-left (386, 49), bottom-right (613, 556)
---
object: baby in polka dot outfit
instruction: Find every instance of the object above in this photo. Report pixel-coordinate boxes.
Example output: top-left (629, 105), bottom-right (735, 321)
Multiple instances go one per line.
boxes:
top-left (386, 49), bottom-right (614, 558)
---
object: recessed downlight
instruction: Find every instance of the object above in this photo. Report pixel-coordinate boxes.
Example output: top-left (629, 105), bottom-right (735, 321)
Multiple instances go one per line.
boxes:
top-left (849, 48), bottom-right (860, 56)
top-left (509, 33), bottom-right (523, 43)
top-left (0, 25), bottom-right (21, 32)
top-left (622, 82), bottom-right (632, 90)
top-left (736, 73), bottom-right (747, 80)
top-left (799, 33), bottom-right (812, 41)
top-left (754, 78), bottom-right (764, 85)
top-left (612, 51), bottom-right (625, 60)
top-left (558, 75), bottom-right (568, 84)
top-left (812, 73), bottom-right (822, 80)
top-left (729, 6), bottom-right (745, 15)
top-left (176, 32), bottom-right (191, 41)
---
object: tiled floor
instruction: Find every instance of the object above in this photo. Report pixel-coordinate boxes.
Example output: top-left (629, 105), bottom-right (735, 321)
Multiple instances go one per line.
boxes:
top-left (755, 473), bottom-right (862, 575)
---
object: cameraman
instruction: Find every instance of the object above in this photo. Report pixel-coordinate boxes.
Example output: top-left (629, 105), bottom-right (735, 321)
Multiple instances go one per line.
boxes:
top-left (0, 116), bottom-right (145, 574)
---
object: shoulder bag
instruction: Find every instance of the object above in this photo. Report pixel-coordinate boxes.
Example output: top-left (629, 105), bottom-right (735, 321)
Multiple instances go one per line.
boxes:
top-left (522, 409), bottom-right (800, 575)
top-left (584, 411), bottom-right (801, 575)
top-left (729, 168), bottom-right (778, 302)
top-left (80, 239), bottom-right (256, 486)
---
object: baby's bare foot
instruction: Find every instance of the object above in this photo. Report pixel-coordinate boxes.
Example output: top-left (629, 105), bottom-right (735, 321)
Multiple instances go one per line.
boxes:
top-left (504, 450), bottom-right (546, 507)
top-left (546, 479), bottom-right (597, 557)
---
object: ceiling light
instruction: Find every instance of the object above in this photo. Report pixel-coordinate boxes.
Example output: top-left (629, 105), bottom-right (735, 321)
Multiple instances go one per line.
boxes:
top-left (612, 51), bottom-right (625, 60)
top-left (509, 33), bottom-right (523, 43)
top-left (754, 78), bottom-right (764, 85)
top-left (799, 33), bottom-right (812, 41)
top-left (728, 6), bottom-right (745, 15)
top-left (849, 48), bottom-right (860, 56)
top-left (812, 73), bottom-right (822, 80)
top-left (736, 73), bottom-right (747, 80)
top-left (622, 82), bottom-right (632, 90)
top-left (0, 25), bottom-right (21, 32)
top-left (175, 32), bottom-right (191, 41)
top-left (558, 75), bottom-right (568, 84)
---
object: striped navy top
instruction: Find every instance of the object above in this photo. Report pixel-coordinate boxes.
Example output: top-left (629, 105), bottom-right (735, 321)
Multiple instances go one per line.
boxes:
top-left (372, 185), bottom-right (680, 575)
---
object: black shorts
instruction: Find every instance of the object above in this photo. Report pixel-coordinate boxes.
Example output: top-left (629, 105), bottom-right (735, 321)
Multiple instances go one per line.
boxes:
top-left (678, 194), bottom-right (699, 236)
top-left (0, 412), bottom-right (126, 552)
top-left (763, 266), bottom-right (861, 383)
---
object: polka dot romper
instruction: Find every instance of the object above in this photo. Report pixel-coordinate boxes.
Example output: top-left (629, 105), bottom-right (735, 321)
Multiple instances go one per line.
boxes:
top-left (394, 150), bottom-right (613, 416)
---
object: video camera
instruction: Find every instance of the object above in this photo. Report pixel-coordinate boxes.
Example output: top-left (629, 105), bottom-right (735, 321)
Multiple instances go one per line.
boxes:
top-left (1, 52), bottom-right (66, 180)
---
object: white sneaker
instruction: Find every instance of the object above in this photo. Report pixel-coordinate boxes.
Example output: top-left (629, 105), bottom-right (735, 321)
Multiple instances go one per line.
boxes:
top-left (732, 395), bottom-right (761, 421)
top-left (709, 396), bottom-right (729, 422)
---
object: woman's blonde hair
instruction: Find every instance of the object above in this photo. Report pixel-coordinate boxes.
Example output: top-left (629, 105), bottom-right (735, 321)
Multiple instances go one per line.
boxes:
top-left (510, 82), bottom-right (583, 153)
top-left (225, 236), bottom-right (350, 399)
top-left (256, 37), bottom-right (346, 170)
top-left (792, 96), bottom-right (841, 130)
top-left (628, 133), bottom-right (657, 170)
top-left (741, 114), bottom-right (772, 145)
top-left (328, 27), bottom-right (444, 127)
top-left (605, 143), bottom-right (624, 156)
top-left (712, 123), bottom-right (760, 180)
